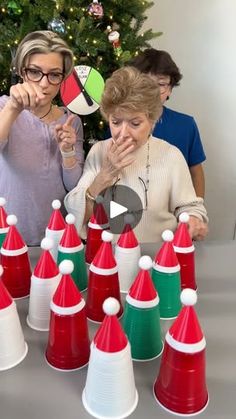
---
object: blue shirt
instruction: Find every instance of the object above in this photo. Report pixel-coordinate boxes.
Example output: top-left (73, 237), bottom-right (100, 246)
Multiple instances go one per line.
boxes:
top-left (153, 106), bottom-right (206, 166)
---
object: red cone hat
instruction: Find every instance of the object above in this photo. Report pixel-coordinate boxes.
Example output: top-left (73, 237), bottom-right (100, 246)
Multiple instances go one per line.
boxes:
top-left (173, 213), bottom-right (194, 252)
top-left (52, 261), bottom-right (83, 308)
top-left (89, 197), bottom-right (109, 229)
top-left (59, 213), bottom-right (82, 248)
top-left (34, 238), bottom-right (59, 279)
top-left (154, 230), bottom-right (180, 272)
top-left (0, 266), bottom-right (12, 309)
top-left (2, 215), bottom-right (27, 253)
top-left (117, 218), bottom-right (139, 249)
top-left (0, 197), bottom-right (8, 229)
top-left (128, 256), bottom-right (158, 303)
top-left (91, 230), bottom-right (117, 270)
top-left (47, 200), bottom-right (66, 231)
top-left (94, 298), bottom-right (128, 352)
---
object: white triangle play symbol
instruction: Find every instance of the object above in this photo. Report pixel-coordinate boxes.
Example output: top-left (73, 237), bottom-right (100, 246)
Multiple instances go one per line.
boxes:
top-left (110, 200), bottom-right (128, 219)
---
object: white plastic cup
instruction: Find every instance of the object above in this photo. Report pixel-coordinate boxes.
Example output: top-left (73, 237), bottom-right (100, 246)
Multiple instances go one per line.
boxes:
top-left (115, 246), bottom-right (141, 293)
top-left (27, 273), bottom-right (61, 331)
top-left (82, 342), bottom-right (138, 419)
top-left (0, 301), bottom-right (28, 371)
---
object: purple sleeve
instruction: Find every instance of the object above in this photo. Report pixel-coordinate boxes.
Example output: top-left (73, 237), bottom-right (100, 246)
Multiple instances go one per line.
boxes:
top-left (62, 115), bottom-right (84, 190)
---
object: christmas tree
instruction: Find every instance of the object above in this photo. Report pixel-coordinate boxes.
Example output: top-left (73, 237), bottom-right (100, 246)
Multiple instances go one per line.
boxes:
top-left (0, 0), bottom-right (161, 150)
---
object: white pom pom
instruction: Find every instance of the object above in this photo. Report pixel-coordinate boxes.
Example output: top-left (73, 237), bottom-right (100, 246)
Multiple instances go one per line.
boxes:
top-left (6, 214), bottom-right (17, 226)
top-left (103, 297), bottom-right (120, 315)
top-left (0, 197), bottom-right (6, 206)
top-left (162, 229), bottom-right (174, 242)
top-left (95, 195), bottom-right (104, 204)
top-left (124, 213), bottom-right (135, 225)
top-left (66, 213), bottom-right (75, 225)
top-left (59, 260), bottom-right (74, 275)
top-left (180, 288), bottom-right (197, 306)
top-left (52, 199), bottom-right (61, 210)
top-left (102, 230), bottom-right (113, 242)
top-left (0, 265), bottom-right (3, 277)
top-left (41, 237), bottom-right (53, 251)
top-left (179, 212), bottom-right (189, 223)
top-left (138, 255), bottom-right (153, 270)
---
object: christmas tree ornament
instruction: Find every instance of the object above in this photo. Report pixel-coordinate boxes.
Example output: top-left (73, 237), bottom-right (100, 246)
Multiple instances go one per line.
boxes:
top-left (60, 65), bottom-right (104, 115)
top-left (57, 213), bottom-right (88, 292)
top-left (47, 17), bottom-right (66, 34)
top-left (85, 196), bottom-right (109, 264)
top-left (0, 265), bottom-right (28, 370)
top-left (88, 0), bottom-right (104, 19)
top-left (1, 214), bottom-right (31, 299)
top-left (0, 197), bottom-right (9, 248)
top-left (122, 256), bottom-right (163, 361)
top-left (46, 260), bottom-right (90, 370)
top-left (82, 297), bottom-right (138, 419)
top-left (45, 199), bottom-right (66, 261)
top-left (86, 230), bottom-right (123, 323)
top-left (107, 25), bottom-right (123, 57)
top-left (27, 237), bottom-right (61, 331)
top-left (173, 212), bottom-right (197, 290)
top-left (115, 214), bottom-right (141, 293)
top-left (152, 230), bottom-right (181, 319)
top-left (154, 288), bottom-right (209, 415)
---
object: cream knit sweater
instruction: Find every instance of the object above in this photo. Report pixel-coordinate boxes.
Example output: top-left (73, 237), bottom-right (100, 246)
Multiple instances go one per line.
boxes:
top-left (64, 137), bottom-right (208, 243)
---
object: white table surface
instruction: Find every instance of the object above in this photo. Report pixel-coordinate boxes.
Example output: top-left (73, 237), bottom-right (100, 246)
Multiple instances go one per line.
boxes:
top-left (0, 241), bottom-right (236, 419)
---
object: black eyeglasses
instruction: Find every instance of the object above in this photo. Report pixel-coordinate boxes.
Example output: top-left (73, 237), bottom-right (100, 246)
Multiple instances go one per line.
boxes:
top-left (23, 68), bottom-right (64, 85)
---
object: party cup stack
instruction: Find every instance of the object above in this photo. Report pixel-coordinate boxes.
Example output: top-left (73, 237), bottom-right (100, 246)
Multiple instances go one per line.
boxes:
top-left (57, 213), bottom-right (88, 292)
top-left (0, 265), bottom-right (28, 371)
top-left (86, 230), bottom-right (123, 323)
top-left (27, 237), bottom-right (61, 331)
top-left (122, 255), bottom-right (163, 361)
top-left (82, 297), bottom-right (138, 419)
top-left (45, 260), bottom-right (90, 370)
top-left (45, 199), bottom-right (66, 261)
top-left (115, 214), bottom-right (141, 293)
top-left (154, 288), bottom-right (209, 416)
top-left (1, 215), bottom-right (31, 299)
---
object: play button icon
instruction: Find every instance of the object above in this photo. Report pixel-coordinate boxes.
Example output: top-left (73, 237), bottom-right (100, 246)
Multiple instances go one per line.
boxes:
top-left (110, 201), bottom-right (128, 219)
top-left (94, 185), bottom-right (143, 234)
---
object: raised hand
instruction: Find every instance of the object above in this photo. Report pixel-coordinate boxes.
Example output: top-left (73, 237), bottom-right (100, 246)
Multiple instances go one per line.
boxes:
top-left (101, 136), bottom-right (135, 181)
top-left (54, 114), bottom-right (76, 153)
top-left (8, 81), bottom-right (45, 113)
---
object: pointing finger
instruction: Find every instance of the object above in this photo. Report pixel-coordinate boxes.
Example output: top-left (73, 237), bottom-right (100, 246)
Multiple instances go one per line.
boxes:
top-left (64, 114), bottom-right (76, 127)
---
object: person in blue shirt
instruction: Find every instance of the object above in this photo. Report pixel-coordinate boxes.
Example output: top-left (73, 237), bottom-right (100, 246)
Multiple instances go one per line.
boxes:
top-left (128, 48), bottom-right (206, 198)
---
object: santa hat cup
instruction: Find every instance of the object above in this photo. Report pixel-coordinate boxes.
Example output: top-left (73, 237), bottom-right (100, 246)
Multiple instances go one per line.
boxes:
top-left (152, 230), bottom-right (181, 320)
top-left (173, 212), bottom-right (197, 290)
top-left (86, 230), bottom-right (123, 323)
top-left (115, 215), bottom-right (141, 293)
top-left (57, 214), bottom-right (88, 292)
top-left (85, 196), bottom-right (110, 264)
top-left (45, 199), bottom-right (66, 261)
top-left (45, 260), bottom-right (90, 370)
top-left (122, 256), bottom-right (163, 361)
top-left (154, 289), bottom-right (209, 416)
top-left (0, 265), bottom-right (28, 370)
top-left (0, 197), bottom-right (9, 248)
top-left (82, 298), bottom-right (138, 419)
top-left (27, 238), bottom-right (61, 331)
top-left (0, 215), bottom-right (31, 299)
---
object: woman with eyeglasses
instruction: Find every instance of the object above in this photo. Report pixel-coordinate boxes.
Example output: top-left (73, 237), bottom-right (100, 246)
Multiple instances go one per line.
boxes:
top-left (0, 30), bottom-right (84, 245)
top-left (65, 66), bottom-right (208, 243)
top-left (129, 48), bottom-right (206, 199)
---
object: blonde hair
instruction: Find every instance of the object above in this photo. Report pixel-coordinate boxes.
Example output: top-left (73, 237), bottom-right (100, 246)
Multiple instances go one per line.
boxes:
top-left (100, 66), bottom-right (162, 123)
top-left (12, 30), bottom-right (74, 78)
